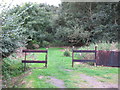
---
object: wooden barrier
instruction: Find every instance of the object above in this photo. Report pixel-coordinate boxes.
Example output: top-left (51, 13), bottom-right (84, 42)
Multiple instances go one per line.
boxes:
top-left (22, 49), bottom-right (48, 71)
top-left (72, 46), bottom-right (97, 67)
top-left (96, 50), bottom-right (120, 67)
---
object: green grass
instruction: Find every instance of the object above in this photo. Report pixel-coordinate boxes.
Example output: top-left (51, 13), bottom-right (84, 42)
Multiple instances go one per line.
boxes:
top-left (17, 47), bottom-right (118, 88)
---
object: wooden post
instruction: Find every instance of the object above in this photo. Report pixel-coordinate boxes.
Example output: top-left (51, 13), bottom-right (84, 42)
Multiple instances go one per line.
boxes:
top-left (72, 46), bottom-right (74, 67)
top-left (94, 45), bottom-right (98, 66)
top-left (24, 52), bottom-right (26, 71)
top-left (45, 48), bottom-right (48, 67)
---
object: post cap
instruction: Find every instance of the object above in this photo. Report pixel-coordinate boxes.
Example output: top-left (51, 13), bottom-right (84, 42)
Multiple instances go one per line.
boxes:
top-left (72, 46), bottom-right (74, 48)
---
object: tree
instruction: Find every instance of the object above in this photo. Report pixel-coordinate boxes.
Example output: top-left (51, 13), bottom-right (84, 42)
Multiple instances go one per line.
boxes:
top-left (1, 2), bottom-right (57, 57)
top-left (1, 4), bottom-right (27, 58)
top-left (54, 2), bottom-right (119, 46)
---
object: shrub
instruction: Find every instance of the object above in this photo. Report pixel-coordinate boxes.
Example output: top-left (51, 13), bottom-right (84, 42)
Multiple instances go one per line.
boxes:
top-left (86, 62), bottom-right (94, 66)
top-left (1, 12), bottom-right (27, 58)
top-left (64, 50), bottom-right (70, 57)
top-left (2, 58), bottom-right (24, 79)
top-left (116, 43), bottom-right (120, 49)
top-left (51, 40), bottom-right (67, 47)
top-left (26, 41), bottom-right (35, 49)
top-left (42, 41), bottom-right (50, 47)
top-left (26, 40), bottom-right (40, 49)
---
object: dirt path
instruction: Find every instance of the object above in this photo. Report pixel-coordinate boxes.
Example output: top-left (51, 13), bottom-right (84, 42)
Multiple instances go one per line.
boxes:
top-left (38, 75), bottom-right (66, 88)
top-left (79, 74), bottom-right (118, 88)
top-left (46, 76), bottom-right (66, 88)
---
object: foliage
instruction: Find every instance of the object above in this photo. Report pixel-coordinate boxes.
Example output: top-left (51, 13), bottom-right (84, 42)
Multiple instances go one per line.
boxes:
top-left (1, 4), bottom-right (27, 58)
top-left (1, 11), bottom-right (27, 58)
top-left (78, 42), bottom-right (118, 51)
top-left (42, 41), bottom-right (50, 47)
top-left (1, 2), bottom-right (119, 88)
top-left (54, 2), bottom-right (119, 46)
top-left (116, 43), bottom-right (120, 49)
top-left (64, 50), bottom-right (70, 57)
top-left (86, 62), bottom-right (94, 66)
top-left (1, 2), bottom-right (120, 57)
top-left (2, 58), bottom-right (24, 79)
top-left (1, 3), bottom-right (57, 57)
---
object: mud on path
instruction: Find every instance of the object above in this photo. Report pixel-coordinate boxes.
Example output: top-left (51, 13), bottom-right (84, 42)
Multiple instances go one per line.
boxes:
top-left (46, 76), bottom-right (66, 88)
top-left (37, 73), bottom-right (118, 88)
top-left (38, 76), bottom-right (66, 88)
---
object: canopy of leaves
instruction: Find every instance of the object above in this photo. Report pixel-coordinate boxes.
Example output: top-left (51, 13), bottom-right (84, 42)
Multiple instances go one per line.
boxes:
top-left (1, 3), bottom-right (57, 58)
top-left (1, 2), bottom-right (120, 58)
top-left (54, 2), bottom-right (119, 46)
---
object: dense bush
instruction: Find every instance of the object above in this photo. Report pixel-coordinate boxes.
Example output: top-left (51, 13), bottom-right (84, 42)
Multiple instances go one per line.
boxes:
top-left (1, 6), bottom-right (27, 58)
top-left (42, 41), bottom-right (50, 47)
top-left (64, 50), bottom-right (70, 57)
top-left (86, 62), bottom-right (94, 66)
top-left (51, 40), bottom-right (69, 47)
top-left (1, 3), bottom-right (57, 58)
top-left (55, 2), bottom-right (119, 46)
top-left (26, 41), bottom-right (36, 49)
top-left (2, 58), bottom-right (24, 79)
top-left (1, 2), bottom-right (119, 58)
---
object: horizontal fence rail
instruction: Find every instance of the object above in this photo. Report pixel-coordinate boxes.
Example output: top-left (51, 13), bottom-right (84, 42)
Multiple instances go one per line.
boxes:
top-left (73, 59), bottom-right (96, 62)
top-left (22, 50), bottom-right (48, 53)
top-left (73, 50), bottom-right (96, 53)
top-left (22, 60), bottom-right (47, 63)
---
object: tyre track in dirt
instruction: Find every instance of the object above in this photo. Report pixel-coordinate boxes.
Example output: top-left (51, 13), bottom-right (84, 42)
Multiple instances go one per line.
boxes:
top-left (79, 74), bottom-right (118, 88)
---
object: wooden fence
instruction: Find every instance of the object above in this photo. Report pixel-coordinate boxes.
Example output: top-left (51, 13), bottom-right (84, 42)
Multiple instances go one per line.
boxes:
top-left (22, 49), bottom-right (48, 71)
top-left (72, 46), bottom-right (97, 67)
top-left (96, 50), bottom-right (120, 67)
top-left (72, 46), bottom-right (119, 67)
